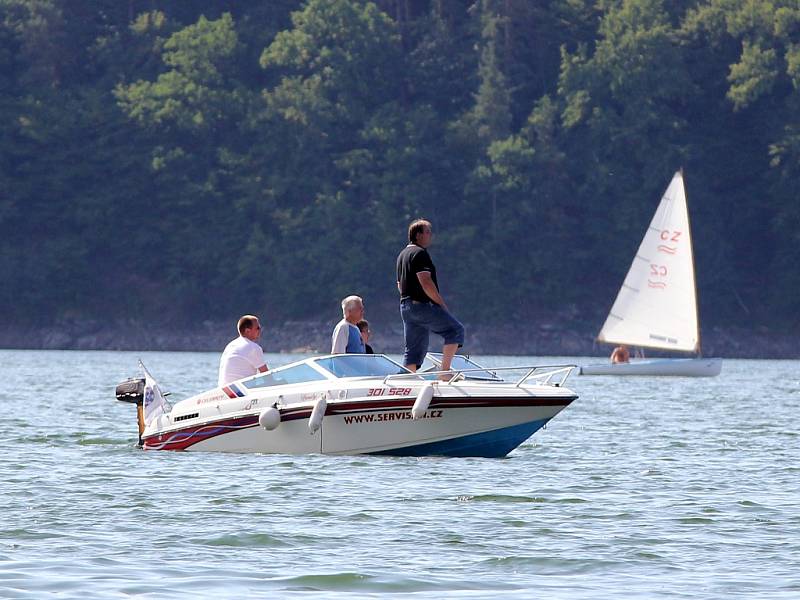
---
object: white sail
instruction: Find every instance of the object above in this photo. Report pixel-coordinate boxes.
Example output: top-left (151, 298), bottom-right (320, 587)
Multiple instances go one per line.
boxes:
top-left (597, 171), bottom-right (700, 353)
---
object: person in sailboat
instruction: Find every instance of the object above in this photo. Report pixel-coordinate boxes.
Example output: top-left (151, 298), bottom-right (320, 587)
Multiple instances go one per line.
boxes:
top-left (610, 345), bottom-right (630, 364)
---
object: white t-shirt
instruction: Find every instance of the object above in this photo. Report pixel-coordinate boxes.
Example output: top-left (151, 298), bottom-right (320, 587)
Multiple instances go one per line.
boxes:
top-left (331, 319), bottom-right (349, 354)
top-left (218, 336), bottom-right (265, 386)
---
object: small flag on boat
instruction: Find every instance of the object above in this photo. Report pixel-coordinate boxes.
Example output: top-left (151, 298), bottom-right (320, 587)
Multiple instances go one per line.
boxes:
top-left (140, 361), bottom-right (167, 426)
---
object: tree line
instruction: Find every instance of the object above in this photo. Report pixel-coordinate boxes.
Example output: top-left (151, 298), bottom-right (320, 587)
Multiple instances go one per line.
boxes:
top-left (1, 0), bottom-right (798, 333)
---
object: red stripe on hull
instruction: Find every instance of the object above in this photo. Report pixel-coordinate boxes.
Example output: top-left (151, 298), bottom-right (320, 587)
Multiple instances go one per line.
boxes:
top-left (143, 414), bottom-right (259, 451)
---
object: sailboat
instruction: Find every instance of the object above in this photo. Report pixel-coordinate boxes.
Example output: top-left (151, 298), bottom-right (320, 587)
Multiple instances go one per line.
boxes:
top-left (579, 170), bottom-right (722, 377)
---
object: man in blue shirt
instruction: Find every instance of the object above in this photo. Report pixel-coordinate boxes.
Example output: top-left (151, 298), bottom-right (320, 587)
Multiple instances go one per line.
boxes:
top-left (331, 295), bottom-right (366, 354)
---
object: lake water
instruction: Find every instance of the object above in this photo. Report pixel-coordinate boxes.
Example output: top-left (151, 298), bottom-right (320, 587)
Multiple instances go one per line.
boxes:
top-left (1, 350), bottom-right (798, 598)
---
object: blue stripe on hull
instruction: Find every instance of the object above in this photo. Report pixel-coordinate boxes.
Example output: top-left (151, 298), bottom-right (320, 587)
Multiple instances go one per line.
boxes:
top-left (369, 418), bottom-right (550, 458)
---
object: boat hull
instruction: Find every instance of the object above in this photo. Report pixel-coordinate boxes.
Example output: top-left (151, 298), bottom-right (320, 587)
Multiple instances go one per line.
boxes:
top-left (368, 418), bottom-right (550, 458)
top-left (322, 398), bottom-right (568, 457)
top-left (142, 395), bottom-right (576, 457)
top-left (579, 357), bottom-right (722, 377)
top-left (130, 354), bottom-right (579, 458)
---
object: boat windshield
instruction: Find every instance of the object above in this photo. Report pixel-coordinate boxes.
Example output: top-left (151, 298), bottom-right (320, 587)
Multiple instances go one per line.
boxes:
top-left (314, 355), bottom-right (409, 378)
top-left (243, 363), bottom-right (327, 389)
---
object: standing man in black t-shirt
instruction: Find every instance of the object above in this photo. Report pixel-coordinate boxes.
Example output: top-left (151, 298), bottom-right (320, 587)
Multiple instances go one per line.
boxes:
top-left (396, 219), bottom-right (465, 376)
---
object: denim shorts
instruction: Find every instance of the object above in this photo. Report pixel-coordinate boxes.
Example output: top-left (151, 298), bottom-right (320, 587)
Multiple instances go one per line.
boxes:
top-left (400, 299), bottom-right (465, 368)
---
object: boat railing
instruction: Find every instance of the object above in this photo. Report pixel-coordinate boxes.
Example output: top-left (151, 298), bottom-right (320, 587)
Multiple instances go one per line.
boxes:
top-left (383, 364), bottom-right (576, 387)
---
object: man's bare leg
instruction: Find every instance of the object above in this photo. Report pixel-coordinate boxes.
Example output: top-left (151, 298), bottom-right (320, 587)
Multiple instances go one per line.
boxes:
top-left (405, 364), bottom-right (417, 372)
top-left (438, 343), bottom-right (459, 380)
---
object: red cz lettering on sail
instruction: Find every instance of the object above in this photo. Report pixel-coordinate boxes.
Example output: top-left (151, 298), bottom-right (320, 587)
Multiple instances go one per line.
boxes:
top-left (660, 229), bottom-right (681, 242)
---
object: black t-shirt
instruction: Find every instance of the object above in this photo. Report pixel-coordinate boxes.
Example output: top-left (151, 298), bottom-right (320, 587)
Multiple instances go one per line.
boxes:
top-left (397, 244), bottom-right (438, 302)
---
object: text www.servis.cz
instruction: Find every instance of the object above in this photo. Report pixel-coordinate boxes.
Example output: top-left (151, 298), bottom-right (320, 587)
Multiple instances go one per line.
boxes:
top-left (343, 410), bottom-right (443, 424)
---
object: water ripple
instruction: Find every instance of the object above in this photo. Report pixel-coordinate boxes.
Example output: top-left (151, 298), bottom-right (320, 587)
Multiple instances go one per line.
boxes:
top-left (1, 351), bottom-right (799, 598)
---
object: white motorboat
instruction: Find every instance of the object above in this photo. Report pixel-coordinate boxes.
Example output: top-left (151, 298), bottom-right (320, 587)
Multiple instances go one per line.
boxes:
top-left (580, 170), bottom-right (722, 377)
top-left (115, 354), bottom-right (578, 457)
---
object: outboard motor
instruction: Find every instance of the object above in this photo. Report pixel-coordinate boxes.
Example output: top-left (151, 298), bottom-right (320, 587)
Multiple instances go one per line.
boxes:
top-left (116, 377), bottom-right (145, 405)
top-left (115, 377), bottom-right (146, 446)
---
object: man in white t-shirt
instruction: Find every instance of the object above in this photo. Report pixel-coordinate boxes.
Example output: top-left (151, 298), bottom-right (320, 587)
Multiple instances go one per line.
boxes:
top-left (218, 315), bottom-right (269, 386)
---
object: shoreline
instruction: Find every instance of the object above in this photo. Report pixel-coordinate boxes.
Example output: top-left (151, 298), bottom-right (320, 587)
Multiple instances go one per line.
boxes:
top-left (0, 318), bottom-right (797, 359)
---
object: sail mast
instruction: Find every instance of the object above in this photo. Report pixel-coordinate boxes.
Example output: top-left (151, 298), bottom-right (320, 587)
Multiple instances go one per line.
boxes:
top-left (681, 167), bottom-right (702, 355)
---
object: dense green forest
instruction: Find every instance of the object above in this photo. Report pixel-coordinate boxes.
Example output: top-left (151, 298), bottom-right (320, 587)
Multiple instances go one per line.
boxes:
top-left (1, 0), bottom-right (798, 334)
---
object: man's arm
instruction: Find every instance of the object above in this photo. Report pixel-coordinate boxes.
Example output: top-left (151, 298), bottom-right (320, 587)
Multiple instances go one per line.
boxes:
top-left (248, 346), bottom-right (268, 372)
top-left (331, 322), bottom-right (348, 354)
top-left (417, 271), bottom-right (447, 309)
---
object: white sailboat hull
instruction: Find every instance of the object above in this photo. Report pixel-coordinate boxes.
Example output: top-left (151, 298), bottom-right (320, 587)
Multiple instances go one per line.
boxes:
top-left (579, 357), bottom-right (722, 377)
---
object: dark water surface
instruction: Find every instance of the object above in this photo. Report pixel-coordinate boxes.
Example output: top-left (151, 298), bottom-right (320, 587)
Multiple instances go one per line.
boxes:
top-left (1, 350), bottom-right (798, 598)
